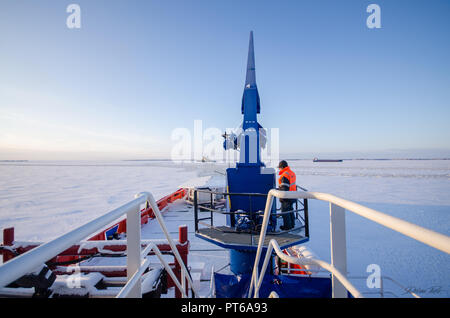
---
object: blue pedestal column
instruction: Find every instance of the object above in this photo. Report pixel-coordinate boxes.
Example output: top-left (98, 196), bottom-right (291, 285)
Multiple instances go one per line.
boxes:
top-left (230, 248), bottom-right (273, 276)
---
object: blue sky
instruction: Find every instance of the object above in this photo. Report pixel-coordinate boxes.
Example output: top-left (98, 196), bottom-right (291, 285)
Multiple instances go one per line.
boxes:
top-left (1, 0), bottom-right (449, 159)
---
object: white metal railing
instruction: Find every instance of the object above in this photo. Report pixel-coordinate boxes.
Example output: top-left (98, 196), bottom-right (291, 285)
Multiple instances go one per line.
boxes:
top-left (249, 189), bottom-right (450, 298)
top-left (0, 191), bottom-right (197, 298)
top-left (251, 239), bottom-right (363, 298)
top-left (117, 242), bottom-right (186, 298)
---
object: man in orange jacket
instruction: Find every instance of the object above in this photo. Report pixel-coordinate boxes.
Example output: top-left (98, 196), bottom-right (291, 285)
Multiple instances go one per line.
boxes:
top-left (278, 160), bottom-right (296, 230)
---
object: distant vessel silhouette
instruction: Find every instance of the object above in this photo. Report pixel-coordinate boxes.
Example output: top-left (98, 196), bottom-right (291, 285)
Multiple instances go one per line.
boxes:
top-left (313, 157), bottom-right (343, 162)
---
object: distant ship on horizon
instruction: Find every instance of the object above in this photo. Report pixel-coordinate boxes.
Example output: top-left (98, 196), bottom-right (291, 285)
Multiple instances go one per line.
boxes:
top-left (313, 157), bottom-right (343, 163)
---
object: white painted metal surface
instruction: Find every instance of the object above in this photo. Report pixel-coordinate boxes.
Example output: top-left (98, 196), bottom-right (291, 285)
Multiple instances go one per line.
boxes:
top-left (250, 238), bottom-right (363, 298)
top-left (276, 190), bottom-right (450, 254)
top-left (329, 203), bottom-right (347, 298)
top-left (249, 189), bottom-right (450, 298)
top-left (126, 202), bottom-right (141, 297)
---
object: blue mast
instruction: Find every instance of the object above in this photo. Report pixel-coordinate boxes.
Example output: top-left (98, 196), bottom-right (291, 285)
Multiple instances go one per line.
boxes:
top-left (242, 31), bottom-right (260, 121)
top-left (195, 32), bottom-right (312, 294)
top-left (240, 31), bottom-right (263, 166)
top-left (225, 31), bottom-right (265, 166)
top-left (223, 32), bottom-right (277, 274)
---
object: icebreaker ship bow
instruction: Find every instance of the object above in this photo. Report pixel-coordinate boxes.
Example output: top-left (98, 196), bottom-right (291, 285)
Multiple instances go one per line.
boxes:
top-left (1, 32), bottom-right (449, 300)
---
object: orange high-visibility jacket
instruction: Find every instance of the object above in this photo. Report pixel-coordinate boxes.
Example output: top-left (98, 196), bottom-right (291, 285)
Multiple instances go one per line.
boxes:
top-left (278, 166), bottom-right (296, 191)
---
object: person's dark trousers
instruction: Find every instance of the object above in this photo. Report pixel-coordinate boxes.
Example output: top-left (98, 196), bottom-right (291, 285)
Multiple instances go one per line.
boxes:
top-left (281, 199), bottom-right (295, 229)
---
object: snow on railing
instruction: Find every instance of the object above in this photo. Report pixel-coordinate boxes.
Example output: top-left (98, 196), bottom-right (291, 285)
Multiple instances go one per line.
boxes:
top-left (249, 189), bottom-right (450, 298)
top-left (0, 192), bottom-right (197, 298)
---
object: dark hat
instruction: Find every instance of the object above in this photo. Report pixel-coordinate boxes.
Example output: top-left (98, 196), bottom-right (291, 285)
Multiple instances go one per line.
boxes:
top-left (278, 160), bottom-right (288, 169)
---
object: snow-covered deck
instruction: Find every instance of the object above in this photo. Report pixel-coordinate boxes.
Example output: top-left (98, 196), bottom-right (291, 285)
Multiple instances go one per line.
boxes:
top-left (1, 160), bottom-right (449, 297)
top-left (73, 194), bottom-right (230, 297)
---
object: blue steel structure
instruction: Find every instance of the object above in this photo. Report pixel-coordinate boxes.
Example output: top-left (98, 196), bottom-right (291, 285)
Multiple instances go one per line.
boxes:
top-left (196, 32), bottom-right (312, 283)
top-left (224, 31), bottom-right (276, 227)
top-left (223, 32), bottom-right (278, 275)
top-left (195, 32), bottom-right (330, 297)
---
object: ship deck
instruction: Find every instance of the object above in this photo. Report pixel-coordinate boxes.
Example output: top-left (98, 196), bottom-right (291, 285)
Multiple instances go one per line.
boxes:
top-left (79, 199), bottom-right (230, 297)
top-left (69, 195), bottom-right (307, 297)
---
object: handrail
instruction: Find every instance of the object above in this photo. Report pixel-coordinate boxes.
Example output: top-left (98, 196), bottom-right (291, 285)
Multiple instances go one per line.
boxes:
top-left (0, 194), bottom-right (147, 288)
top-left (274, 190), bottom-right (450, 254)
top-left (117, 242), bottom-right (188, 298)
top-left (193, 188), bottom-right (309, 236)
top-left (0, 191), bottom-right (198, 298)
top-left (138, 192), bottom-right (198, 297)
top-left (117, 258), bottom-right (151, 298)
top-left (249, 189), bottom-right (450, 298)
top-left (253, 239), bottom-right (363, 298)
